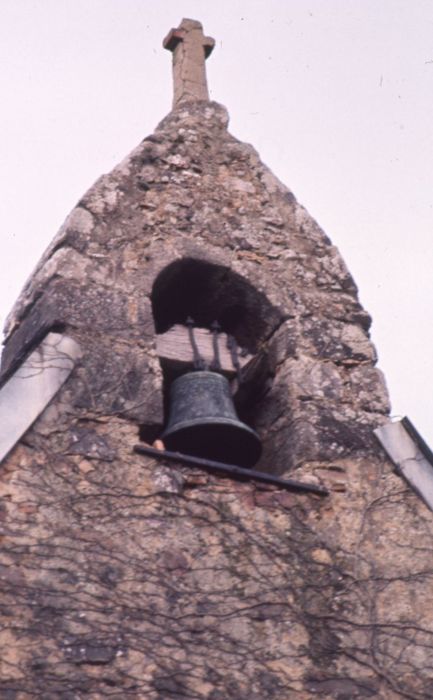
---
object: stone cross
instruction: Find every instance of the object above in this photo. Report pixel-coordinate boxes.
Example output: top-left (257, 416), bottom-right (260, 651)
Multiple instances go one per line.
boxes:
top-left (163, 18), bottom-right (215, 108)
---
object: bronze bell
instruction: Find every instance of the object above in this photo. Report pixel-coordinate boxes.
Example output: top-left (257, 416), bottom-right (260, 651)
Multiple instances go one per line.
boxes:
top-left (161, 371), bottom-right (262, 468)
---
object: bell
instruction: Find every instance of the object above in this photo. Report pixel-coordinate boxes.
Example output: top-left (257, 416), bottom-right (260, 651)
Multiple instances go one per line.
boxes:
top-left (161, 371), bottom-right (262, 468)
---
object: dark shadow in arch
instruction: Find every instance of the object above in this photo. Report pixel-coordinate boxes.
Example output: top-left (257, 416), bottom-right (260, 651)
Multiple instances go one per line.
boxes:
top-left (151, 257), bottom-right (282, 352)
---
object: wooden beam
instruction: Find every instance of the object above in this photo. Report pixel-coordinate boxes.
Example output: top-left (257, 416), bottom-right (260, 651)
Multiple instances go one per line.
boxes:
top-left (156, 325), bottom-right (254, 377)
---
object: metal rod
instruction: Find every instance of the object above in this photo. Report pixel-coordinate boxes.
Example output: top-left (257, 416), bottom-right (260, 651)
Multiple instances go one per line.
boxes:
top-left (186, 317), bottom-right (206, 370)
top-left (226, 334), bottom-right (242, 383)
top-left (133, 445), bottom-right (329, 496)
top-left (210, 321), bottom-right (222, 372)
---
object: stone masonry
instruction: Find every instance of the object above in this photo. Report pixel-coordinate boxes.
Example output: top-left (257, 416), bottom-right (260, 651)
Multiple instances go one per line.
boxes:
top-left (1, 18), bottom-right (433, 700)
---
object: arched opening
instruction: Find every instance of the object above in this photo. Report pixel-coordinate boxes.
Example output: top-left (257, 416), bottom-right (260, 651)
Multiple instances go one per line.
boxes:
top-left (151, 257), bottom-right (281, 352)
top-left (146, 258), bottom-right (282, 467)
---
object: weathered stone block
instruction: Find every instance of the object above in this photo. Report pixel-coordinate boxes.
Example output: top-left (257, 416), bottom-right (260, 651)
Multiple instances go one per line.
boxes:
top-left (350, 364), bottom-right (391, 413)
top-left (302, 317), bottom-right (376, 364)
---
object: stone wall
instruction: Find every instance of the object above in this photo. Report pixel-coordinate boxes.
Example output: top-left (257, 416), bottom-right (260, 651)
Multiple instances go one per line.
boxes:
top-left (2, 418), bottom-right (433, 698)
top-left (1, 100), bottom-right (433, 699)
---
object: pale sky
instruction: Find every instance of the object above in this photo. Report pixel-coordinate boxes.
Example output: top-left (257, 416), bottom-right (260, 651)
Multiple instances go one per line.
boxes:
top-left (1, 1), bottom-right (432, 444)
